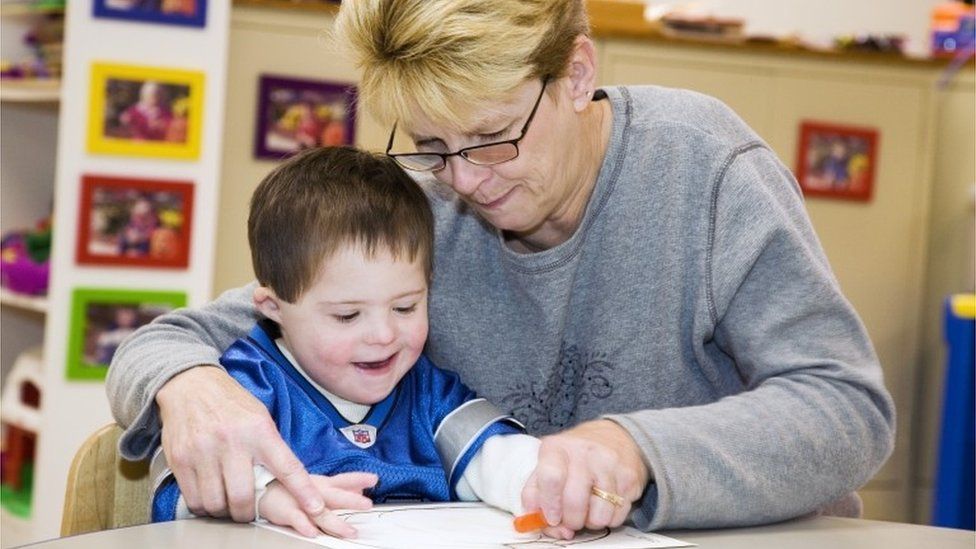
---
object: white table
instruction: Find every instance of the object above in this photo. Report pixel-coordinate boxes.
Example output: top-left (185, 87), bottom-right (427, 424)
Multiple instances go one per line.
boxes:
top-left (18, 515), bottom-right (975, 548)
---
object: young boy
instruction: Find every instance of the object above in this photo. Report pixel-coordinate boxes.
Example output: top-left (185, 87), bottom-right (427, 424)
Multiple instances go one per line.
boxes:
top-left (150, 147), bottom-right (540, 537)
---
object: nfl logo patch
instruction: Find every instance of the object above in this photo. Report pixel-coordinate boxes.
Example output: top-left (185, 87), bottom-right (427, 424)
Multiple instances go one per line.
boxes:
top-left (340, 424), bottom-right (378, 449)
top-left (353, 429), bottom-right (371, 444)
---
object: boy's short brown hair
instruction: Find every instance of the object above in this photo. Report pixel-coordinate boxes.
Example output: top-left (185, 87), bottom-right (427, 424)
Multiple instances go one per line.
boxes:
top-left (248, 146), bottom-right (434, 303)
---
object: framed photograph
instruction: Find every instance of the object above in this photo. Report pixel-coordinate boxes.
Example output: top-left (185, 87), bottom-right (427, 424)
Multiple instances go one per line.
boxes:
top-left (254, 74), bottom-right (356, 160)
top-left (76, 175), bottom-right (194, 269)
top-left (88, 62), bottom-right (205, 160)
top-left (93, 0), bottom-right (208, 28)
top-left (795, 121), bottom-right (878, 202)
top-left (66, 288), bottom-right (186, 381)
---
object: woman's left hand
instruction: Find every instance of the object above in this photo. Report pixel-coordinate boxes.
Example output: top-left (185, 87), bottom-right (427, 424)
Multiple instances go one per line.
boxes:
top-left (521, 419), bottom-right (649, 539)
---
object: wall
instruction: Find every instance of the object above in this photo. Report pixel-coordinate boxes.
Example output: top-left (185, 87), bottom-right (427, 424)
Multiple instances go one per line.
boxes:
top-left (212, 7), bottom-right (386, 294)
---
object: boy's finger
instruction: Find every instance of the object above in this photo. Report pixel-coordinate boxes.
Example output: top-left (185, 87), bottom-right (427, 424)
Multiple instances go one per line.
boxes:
top-left (325, 472), bottom-right (379, 491)
top-left (287, 509), bottom-right (320, 538)
top-left (259, 438), bottom-right (325, 516)
top-left (322, 491), bottom-right (372, 511)
top-left (313, 509), bottom-right (358, 539)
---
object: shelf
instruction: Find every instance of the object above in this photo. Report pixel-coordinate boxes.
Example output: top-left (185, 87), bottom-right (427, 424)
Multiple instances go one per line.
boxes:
top-left (0, 1), bottom-right (64, 16)
top-left (0, 79), bottom-right (61, 103)
top-left (0, 504), bottom-right (35, 547)
top-left (0, 288), bottom-right (48, 313)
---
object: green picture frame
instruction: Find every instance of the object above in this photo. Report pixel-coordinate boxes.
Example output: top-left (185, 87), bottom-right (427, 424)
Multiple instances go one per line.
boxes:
top-left (66, 287), bottom-right (187, 381)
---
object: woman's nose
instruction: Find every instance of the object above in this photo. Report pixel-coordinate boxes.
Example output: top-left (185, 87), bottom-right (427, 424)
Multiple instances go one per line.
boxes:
top-left (445, 156), bottom-right (491, 196)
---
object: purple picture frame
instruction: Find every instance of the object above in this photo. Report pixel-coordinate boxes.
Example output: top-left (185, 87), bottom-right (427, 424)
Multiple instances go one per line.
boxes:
top-left (93, 0), bottom-right (208, 28)
top-left (253, 75), bottom-right (357, 161)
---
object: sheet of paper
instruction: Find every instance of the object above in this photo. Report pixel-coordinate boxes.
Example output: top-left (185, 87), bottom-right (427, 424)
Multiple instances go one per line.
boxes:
top-left (257, 502), bottom-right (695, 548)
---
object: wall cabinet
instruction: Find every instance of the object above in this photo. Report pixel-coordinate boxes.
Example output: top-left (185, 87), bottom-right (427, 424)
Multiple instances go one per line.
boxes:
top-left (596, 37), bottom-right (974, 522)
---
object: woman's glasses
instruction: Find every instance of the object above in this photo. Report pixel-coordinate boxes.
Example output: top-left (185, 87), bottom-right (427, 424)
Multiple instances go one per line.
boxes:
top-left (386, 78), bottom-right (549, 173)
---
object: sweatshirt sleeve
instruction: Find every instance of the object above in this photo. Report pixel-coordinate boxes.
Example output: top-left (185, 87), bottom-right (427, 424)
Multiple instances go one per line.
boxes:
top-left (606, 144), bottom-right (895, 530)
top-left (106, 282), bottom-right (261, 460)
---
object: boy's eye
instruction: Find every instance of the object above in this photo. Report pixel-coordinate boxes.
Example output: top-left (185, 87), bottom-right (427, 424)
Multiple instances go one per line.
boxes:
top-left (333, 312), bottom-right (359, 323)
top-left (394, 304), bottom-right (417, 315)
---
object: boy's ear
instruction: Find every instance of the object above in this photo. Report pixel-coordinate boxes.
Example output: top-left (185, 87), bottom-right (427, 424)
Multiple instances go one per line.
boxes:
top-left (253, 285), bottom-right (283, 323)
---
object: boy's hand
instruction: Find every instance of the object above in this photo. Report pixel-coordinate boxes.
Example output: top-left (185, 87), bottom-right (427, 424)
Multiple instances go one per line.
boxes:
top-left (156, 366), bottom-right (326, 522)
top-left (521, 420), bottom-right (647, 539)
top-left (258, 473), bottom-right (378, 538)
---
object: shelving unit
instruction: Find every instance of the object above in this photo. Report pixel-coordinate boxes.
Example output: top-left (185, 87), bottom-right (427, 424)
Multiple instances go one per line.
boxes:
top-left (1, 3), bottom-right (60, 546)
top-left (5, 0), bottom-right (232, 542)
top-left (0, 79), bottom-right (60, 102)
top-left (0, 288), bottom-right (48, 314)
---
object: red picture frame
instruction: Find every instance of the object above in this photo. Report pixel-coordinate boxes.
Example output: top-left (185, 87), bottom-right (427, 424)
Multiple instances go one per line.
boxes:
top-left (76, 175), bottom-right (194, 269)
top-left (795, 121), bottom-right (878, 202)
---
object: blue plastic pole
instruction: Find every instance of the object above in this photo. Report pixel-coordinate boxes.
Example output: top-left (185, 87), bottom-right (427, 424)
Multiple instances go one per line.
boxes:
top-left (932, 294), bottom-right (975, 530)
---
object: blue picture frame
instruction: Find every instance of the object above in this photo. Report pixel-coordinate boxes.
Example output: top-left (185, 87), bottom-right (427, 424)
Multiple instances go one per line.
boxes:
top-left (93, 0), bottom-right (208, 28)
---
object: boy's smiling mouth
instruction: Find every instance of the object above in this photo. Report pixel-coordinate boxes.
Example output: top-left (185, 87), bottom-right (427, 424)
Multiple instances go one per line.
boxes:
top-left (353, 352), bottom-right (397, 371)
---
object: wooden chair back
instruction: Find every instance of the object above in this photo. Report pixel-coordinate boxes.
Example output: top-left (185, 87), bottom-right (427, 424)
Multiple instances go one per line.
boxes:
top-left (61, 424), bottom-right (151, 536)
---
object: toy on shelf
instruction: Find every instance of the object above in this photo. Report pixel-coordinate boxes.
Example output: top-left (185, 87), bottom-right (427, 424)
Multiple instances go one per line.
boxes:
top-left (0, 347), bottom-right (44, 518)
top-left (1, 217), bottom-right (52, 296)
top-left (0, 2), bottom-right (64, 80)
top-left (931, 1), bottom-right (976, 58)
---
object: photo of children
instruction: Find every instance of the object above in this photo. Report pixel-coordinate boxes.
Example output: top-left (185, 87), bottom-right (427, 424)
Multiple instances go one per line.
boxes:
top-left (94, 0), bottom-right (207, 28)
top-left (796, 121), bottom-right (878, 202)
top-left (103, 79), bottom-right (190, 143)
top-left (87, 63), bottom-right (204, 160)
top-left (253, 75), bottom-right (356, 160)
top-left (67, 288), bottom-right (186, 381)
top-left (76, 175), bottom-right (194, 268)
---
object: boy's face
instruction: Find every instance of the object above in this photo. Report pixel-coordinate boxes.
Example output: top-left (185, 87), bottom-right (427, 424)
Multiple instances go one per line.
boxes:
top-left (254, 244), bottom-right (428, 405)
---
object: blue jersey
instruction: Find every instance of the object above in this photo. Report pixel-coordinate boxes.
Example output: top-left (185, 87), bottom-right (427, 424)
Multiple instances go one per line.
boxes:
top-left (153, 321), bottom-right (521, 521)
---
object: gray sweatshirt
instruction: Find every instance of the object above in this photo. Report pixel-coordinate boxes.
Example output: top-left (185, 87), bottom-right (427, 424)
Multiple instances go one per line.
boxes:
top-left (107, 85), bottom-right (894, 531)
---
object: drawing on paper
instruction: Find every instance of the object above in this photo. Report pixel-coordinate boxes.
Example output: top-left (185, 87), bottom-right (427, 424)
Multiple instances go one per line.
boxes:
top-left (258, 502), bottom-right (695, 549)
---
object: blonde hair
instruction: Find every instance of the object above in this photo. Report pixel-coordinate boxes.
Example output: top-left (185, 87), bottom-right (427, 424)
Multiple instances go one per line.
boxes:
top-left (334, 0), bottom-right (588, 132)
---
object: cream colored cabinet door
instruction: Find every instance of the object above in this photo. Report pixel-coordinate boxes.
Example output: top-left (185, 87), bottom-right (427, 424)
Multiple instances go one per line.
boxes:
top-left (598, 39), bottom-right (939, 522)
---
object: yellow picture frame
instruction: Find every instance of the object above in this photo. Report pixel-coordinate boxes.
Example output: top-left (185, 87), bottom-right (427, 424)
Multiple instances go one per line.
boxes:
top-left (87, 62), bottom-right (205, 160)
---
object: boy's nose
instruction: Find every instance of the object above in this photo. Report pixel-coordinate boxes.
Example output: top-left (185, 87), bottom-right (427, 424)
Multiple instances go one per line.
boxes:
top-left (365, 315), bottom-right (396, 345)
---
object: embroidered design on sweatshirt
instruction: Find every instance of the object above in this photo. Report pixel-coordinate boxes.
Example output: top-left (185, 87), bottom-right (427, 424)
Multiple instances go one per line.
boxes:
top-left (501, 343), bottom-right (613, 434)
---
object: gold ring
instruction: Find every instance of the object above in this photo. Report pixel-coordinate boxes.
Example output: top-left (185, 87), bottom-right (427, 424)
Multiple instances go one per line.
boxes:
top-left (590, 486), bottom-right (625, 507)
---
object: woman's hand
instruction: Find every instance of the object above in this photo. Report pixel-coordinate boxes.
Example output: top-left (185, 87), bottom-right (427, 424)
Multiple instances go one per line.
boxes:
top-left (521, 419), bottom-right (649, 539)
top-left (156, 367), bottom-right (328, 526)
top-left (258, 473), bottom-right (377, 538)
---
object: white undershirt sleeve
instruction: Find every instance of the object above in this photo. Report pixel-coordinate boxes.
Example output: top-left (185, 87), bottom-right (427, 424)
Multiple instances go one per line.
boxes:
top-left (455, 434), bottom-right (540, 515)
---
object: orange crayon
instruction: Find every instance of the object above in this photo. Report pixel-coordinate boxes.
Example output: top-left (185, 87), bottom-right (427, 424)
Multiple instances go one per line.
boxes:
top-left (513, 510), bottom-right (548, 533)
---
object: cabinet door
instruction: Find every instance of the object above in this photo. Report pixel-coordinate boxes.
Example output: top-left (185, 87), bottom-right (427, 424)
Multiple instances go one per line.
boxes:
top-left (598, 39), bottom-right (937, 522)
top-left (772, 73), bottom-right (932, 522)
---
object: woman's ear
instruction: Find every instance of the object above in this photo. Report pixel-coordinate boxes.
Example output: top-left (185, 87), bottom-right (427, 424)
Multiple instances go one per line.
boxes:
top-left (566, 34), bottom-right (599, 112)
top-left (253, 285), bottom-right (283, 323)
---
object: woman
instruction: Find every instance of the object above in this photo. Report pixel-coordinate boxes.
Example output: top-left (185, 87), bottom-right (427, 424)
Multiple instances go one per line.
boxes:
top-left (107, 0), bottom-right (894, 538)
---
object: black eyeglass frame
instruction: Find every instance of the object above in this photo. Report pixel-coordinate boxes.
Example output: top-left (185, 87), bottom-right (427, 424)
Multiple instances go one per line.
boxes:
top-left (385, 77), bottom-right (550, 173)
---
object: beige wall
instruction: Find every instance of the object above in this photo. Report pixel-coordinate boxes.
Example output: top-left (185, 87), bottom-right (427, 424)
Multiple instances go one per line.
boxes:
top-left (214, 7), bottom-right (387, 294)
top-left (214, 5), bottom-right (975, 524)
